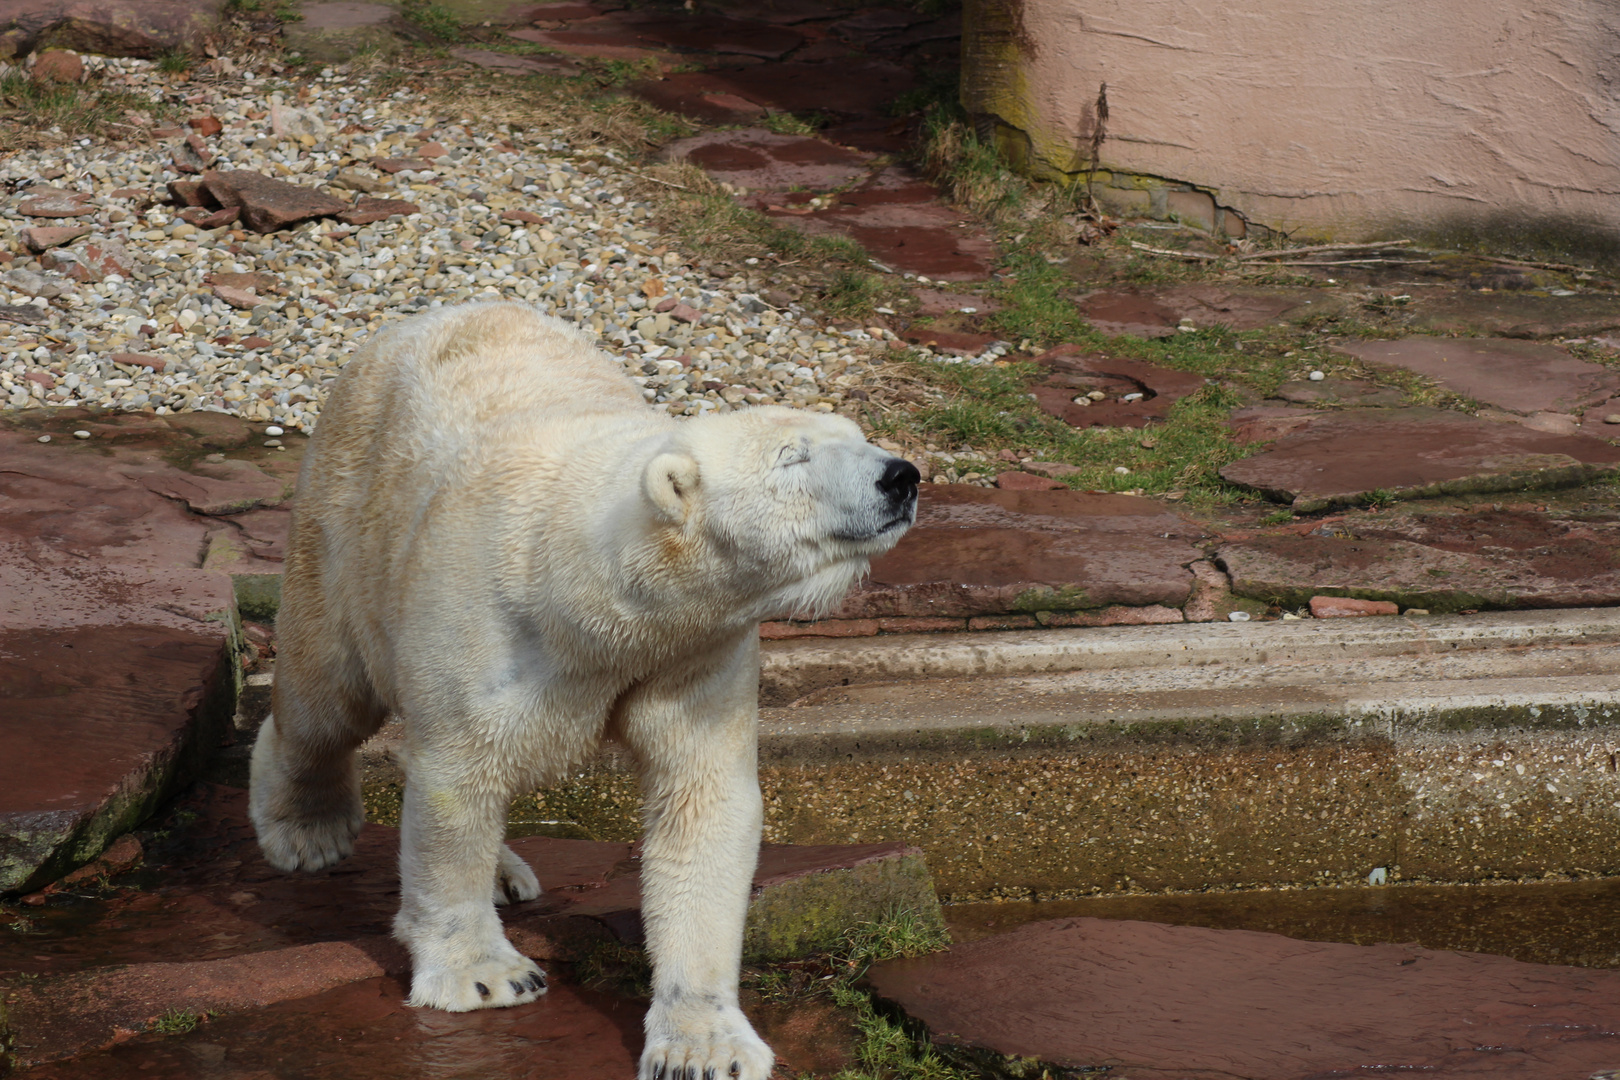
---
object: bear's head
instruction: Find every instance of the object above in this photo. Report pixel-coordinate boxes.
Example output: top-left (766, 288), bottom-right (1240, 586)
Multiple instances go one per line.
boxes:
top-left (641, 407), bottom-right (919, 620)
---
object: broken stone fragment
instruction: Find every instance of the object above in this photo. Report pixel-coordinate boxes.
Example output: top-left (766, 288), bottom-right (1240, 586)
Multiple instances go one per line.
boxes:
top-left (200, 170), bottom-right (348, 233)
top-left (1309, 595), bottom-right (1399, 618)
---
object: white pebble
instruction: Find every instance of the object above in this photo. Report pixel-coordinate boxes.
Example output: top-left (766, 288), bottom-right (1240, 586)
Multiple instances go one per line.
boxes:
top-left (36, 435), bottom-right (51, 443)
top-left (1227, 611), bottom-right (1252, 622)
top-left (1308, 370), bottom-right (1325, 381)
top-left (1114, 466), bottom-right (1130, 475)
top-left (265, 425), bottom-right (284, 436)
top-left (73, 430), bottom-right (91, 439)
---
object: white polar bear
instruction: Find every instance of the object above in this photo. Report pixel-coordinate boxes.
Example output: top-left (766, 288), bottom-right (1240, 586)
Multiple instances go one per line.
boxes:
top-left (248, 301), bottom-right (918, 1080)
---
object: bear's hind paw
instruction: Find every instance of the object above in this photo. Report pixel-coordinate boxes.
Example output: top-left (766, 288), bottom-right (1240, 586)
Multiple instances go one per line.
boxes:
top-left (407, 957), bottom-right (548, 1012)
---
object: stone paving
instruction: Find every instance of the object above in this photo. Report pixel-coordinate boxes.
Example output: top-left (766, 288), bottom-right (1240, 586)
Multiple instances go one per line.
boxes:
top-left (868, 916), bottom-right (1620, 1078)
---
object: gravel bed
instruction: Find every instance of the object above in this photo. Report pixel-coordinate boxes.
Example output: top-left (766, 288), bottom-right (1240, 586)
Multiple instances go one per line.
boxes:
top-left (0, 56), bottom-right (1009, 435)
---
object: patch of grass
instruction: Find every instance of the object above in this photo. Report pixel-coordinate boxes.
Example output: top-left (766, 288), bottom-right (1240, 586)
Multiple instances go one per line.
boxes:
top-left (400, 0), bottom-right (464, 42)
top-left (1361, 487), bottom-right (1397, 510)
top-left (576, 940), bottom-right (652, 998)
top-left (1259, 508), bottom-right (1295, 526)
top-left (149, 1008), bottom-right (205, 1035)
top-left (156, 49), bottom-right (193, 75)
top-left (0, 69), bottom-right (170, 146)
top-left (758, 110), bottom-right (832, 136)
top-left (822, 268), bottom-right (896, 321)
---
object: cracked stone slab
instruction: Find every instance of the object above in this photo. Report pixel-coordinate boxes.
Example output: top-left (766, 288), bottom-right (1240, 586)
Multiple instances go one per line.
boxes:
top-left (830, 486), bottom-right (1205, 619)
top-left (1079, 284), bottom-right (1346, 338)
top-left (868, 917), bottom-right (1620, 1079)
top-left (659, 128), bottom-right (873, 193)
top-left (1219, 407), bottom-right (1620, 511)
top-left (1217, 507), bottom-right (1620, 612)
top-left (0, 0), bottom-right (223, 57)
top-left (1409, 290), bottom-right (1620, 339)
top-left (1335, 337), bottom-right (1620, 415)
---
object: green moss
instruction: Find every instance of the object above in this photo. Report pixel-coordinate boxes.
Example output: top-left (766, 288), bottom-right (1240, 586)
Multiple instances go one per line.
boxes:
top-left (1011, 584), bottom-right (1093, 613)
top-left (744, 854), bottom-right (945, 962)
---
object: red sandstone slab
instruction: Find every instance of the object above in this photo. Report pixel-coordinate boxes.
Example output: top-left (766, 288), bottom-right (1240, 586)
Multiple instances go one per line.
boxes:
top-left (1080, 285), bottom-right (1338, 338)
top-left (1336, 336), bottom-right (1620, 415)
top-left (1031, 344), bottom-right (1207, 429)
top-left (617, 12), bottom-right (803, 57)
top-left (1217, 507), bottom-right (1620, 612)
top-left (1411, 290), bottom-right (1620, 339)
top-left (830, 486), bottom-right (1204, 619)
top-left (660, 128), bottom-right (872, 192)
top-left (1219, 407), bottom-right (1620, 512)
top-left (634, 61), bottom-right (915, 123)
top-left (868, 917), bottom-right (1620, 1079)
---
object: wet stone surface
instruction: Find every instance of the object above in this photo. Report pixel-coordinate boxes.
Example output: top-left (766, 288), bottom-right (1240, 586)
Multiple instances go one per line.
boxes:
top-left (1409, 289), bottom-right (1620, 339)
top-left (1219, 407), bottom-right (1620, 511)
top-left (1029, 344), bottom-right (1208, 429)
top-left (830, 485), bottom-right (1206, 619)
top-left (1217, 507), bottom-right (1620, 612)
top-left (1078, 284), bottom-right (1344, 337)
top-left (869, 917), bottom-right (1620, 1079)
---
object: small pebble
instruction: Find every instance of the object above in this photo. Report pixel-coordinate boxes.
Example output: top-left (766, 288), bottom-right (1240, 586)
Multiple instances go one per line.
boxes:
top-left (72, 430), bottom-right (90, 439)
top-left (265, 425), bottom-right (284, 436)
top-left (1604, 414), bottom-right (1620, 425)
top-left (36, 434), bottom-right (50, 443)
top-left (1404, 608), bottom-right (1431, 616)
top-left (1227, 611), bottom-right (1252, 622)
top-left (1308, 370), bottom-right (1325, 381)
top-left (1113, 466), bottom-right (1130, 475)
top-left (263, 438), bottom-right (282, 447)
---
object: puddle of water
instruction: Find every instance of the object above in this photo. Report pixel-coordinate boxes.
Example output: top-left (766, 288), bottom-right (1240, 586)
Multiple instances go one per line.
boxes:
top-left (945, 877), bottom-right (1620, 967)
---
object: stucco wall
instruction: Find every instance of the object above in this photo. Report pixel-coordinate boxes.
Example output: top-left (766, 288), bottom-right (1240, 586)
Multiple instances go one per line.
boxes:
top-left (962, 0), bottom-right (1620, 252)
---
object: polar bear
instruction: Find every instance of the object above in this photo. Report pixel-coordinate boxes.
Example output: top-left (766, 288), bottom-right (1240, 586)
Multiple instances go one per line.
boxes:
top-left (248, 301), bottom-right (918, 1079)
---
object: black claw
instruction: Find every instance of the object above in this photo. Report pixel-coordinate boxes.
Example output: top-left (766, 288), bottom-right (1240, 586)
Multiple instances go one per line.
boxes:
top-left (729, 1064), bottom-right (740, 1077)
top-left (704, 1069), bottom-right (716, 1080)
top-left (475, 981), bottom-right (490, 998)
top-left (510, 980), bottom-right (525, 995)
top-left (686, 1067), bottom-right (699, 1080)
top-left (528, 972), bottom-right (546, 991)
top-left (652, 1065), bottom-right (665, 1080)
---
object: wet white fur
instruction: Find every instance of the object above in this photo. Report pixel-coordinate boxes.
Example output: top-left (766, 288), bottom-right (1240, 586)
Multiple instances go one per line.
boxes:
top-left (248, 302), bottom-right (913, 1080)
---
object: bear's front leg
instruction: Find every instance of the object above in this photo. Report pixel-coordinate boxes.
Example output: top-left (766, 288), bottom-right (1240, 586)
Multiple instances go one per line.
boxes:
top-left (392, 753), bottom-right (548, 1012)
top-left (620, 640), bottom-right (775, 1080)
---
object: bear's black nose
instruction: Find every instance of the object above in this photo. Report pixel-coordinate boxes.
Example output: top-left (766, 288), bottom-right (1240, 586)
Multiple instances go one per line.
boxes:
top-left (877, 457), bottom-right (920, 502)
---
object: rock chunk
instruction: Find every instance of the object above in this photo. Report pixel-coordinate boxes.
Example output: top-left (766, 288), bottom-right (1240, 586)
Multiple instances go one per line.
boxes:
top-left (336, 197), bottom-right (419, 225)
top-left (1218, 507), bottom-right (1620, 612)
top-left (200, 169), bottom-right (348, 233)
top-left (19, 225), bottom-right (90, 251)
top-left (0, 0), bottom-right (219, 58)
top-left (868, 917), bottom-right (1620, 1079)
top-left (1309, 595), bottom-right (1399, 618)
top-left (659, 128), bottom-right (872, 192)
top-left (1030, 344), bottom-right (1206, 429)
top-left (29, 48), bottom-right (81, 82)
top-left (1220, 407), bottom-right (1620, 511)
top-left (831, 485), bottom-right (1204, 619)
top-left (17, 191), bottom-right (91, 217)
top-left (1336, 336), bottom-right (1620, 415)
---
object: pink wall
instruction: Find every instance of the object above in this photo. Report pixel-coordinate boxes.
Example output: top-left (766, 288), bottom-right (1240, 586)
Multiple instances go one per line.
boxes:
top-left (964, 0), bottom-right (1620, 252)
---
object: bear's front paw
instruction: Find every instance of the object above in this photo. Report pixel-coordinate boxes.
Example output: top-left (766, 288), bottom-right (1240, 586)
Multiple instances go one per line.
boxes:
top-left (407, 957), bottom-right (548, 1012)
top-left (639, 1002), bottom-right (774, 1080)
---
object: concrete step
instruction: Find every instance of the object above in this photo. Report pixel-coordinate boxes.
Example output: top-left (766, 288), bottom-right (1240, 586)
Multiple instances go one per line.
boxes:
top-left (342, 609), bottom-right (1620, 902)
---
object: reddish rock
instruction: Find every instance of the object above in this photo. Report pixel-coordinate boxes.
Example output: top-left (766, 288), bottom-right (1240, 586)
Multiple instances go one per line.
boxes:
top-left (50, 238), bottom-right (135, 283)
top-left (776, 172), bottom-right (996, 281)
top-left (660, 128), bottom-right (872, 193)
top-left (1227, 404), bottom-right (1322, 445)
top-left (901, 327), bottom-right (1000, 355)
top-left (829, 485), bottom-right (1205, 619)
top-left (1335, 336), bottom-right (1620, 415)
top-left (109, 352), bottom-right (166, 371)
top-left (187, 113), bottom-right (222, 136)
top-left (1218, 507), bottom-right (1620, 611)
top-left (447, 45), bottom-right (580, 74)
top-left (1221, 407), bottom-right (1620, 511)
top-left (205, 270), bottom-right (278, 292)
top-left (1079, 284), bottom-right (1341, 338)
top-left (1412, 289), bottom-right (1620, 339)
top-left (620, 11), bottom-right (804, 58)
top-left (176, 204), bottom-right (239, 228)
top-left (501, 208), bottom-right (547, 224)
top-left (239, 335), bottom-right (273, 350)
top-left (0, 0), bottom-right (220, 59)
top-left (506, 20), bottom-right (679, 63)
top-left (17, 191), bottom-right (91, 217)
top-left (1030, 345), bottom-right (1207, 429)
top-left (1309, 595), bottom-right (1399, 618)
top-left (19, 224), bottom-right (90, 251)
top-left (643, 60), bottom-right (914, 122)
top-left (336, 196), bottom-right (420, 225)
top-left (171, 131), bottom-right (214, 173)
top-left (668, 301), bottom-right (701, 323)
top-left (211, 284), bottom-right (262, 309)
top-left (995, 471), bottom-right (1065, 491)
top-left (1018, 460), bottom-right (1084, 478)
top-left (30, 48), bottom-right (81, 82)
top-left (165, 178), bottom-right (209, 206)
top-left (200, 169), bottom-right (348, 233)
top-left (56, 834), bottom-right (143, 888)
top-left (370, 156), bottom-right (431, 173)
top-left (869, 918), bottom-right (1620, 1080)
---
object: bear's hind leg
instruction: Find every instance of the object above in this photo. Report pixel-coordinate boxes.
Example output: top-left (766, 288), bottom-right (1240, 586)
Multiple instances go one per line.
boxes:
top-left (492, 843), bottom-right (542, 906)
top-left (249, 645), bottom-right (384, 873)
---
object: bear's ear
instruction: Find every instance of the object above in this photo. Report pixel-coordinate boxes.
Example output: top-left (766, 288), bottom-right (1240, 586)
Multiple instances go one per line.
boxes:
top-left (644, 451), bottom-right (700, 523)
